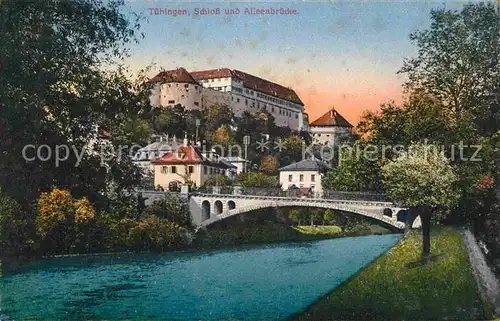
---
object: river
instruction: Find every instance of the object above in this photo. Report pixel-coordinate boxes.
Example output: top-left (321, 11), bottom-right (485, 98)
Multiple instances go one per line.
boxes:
top-left (1, 234), bottom-right (401, 321)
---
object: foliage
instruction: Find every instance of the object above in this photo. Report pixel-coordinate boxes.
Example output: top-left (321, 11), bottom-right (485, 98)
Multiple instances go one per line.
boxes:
top-left (210, 125), bottom-right (234, 147)
top-left (259, 155), bottom-right (279, 175)
top-left (323, 209), bottom-right (336, 224)
top-left (288, 209), bottom-right (301, 225)
top-left (310, 210), bottom-right (323, 226)
top-left (398, 3), bottom-right (500, 135)
top-left (0, 0), bottom-right (152, 205)
top-left (74, 197), bottom-right (95, 223)
top-left (321, 145), bottom-right (382, 191)
top-left (236, 171), bottom-right (280, 188)
top-left (381, 143), bottom-right (459, 208)
top-left (292, 228), bottom-right (486, 321)
top-left (201, 175), bottom-right (234, 188)
top-left (0, 187), bottom-right (33, 257)
top-left (142, 195), bottom-right (192, 229)
top-left (128, 215), bottom-right (189, 252)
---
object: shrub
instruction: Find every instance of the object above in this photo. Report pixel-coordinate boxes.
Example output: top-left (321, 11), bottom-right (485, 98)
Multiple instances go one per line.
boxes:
top-left (128, 215), bottom-right (189, 252)
top-left (142, 195), bottom-right (192, 229)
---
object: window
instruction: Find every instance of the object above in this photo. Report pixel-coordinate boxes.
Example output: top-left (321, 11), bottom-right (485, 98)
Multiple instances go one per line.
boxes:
top-left (188, 166), bottom-right (194, 174)
top-left (252, 102), bottom-right (255, 107)
top-left (272, 107), bottom-right (275, 112)
top-left (210, 79), bottom-right (214, 82)
top-left (217, 78), bottom-right (221, 82)
top-left (300, 174), bottom-right (304, 182)
top-left (161, 166), bottom-right (168, 174)
top-left (204, 166), bottom-right (207, 174)
top-left (311, 174), bottom-right (315, 182)
top-left (171, 166), bottom-right (177, 174)
top-left (184, 84), bottom-right (189, 88)
top-left (194, 102), bottom-right (199, 106)
top-left (245, 99), bottom-right (248, 105)
top-left (288, 174), bottom-right (292, 182)
top-left (209, 167), bottom-right (213, 174)
top-left (168, 100), bottom-right (175, 104)
top-left (236, 98), bottom-right (240, 103)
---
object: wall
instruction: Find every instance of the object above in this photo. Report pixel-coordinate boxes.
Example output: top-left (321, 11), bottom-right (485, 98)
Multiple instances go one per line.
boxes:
top-left (310, 126), bottom-right (352, 146)
top-left (279, 170), bottom-right (322, 194)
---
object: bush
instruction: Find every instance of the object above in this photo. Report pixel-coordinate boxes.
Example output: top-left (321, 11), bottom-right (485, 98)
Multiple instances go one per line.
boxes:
top-left (142, 195), bottom-right (192, 229)
top-left (0, 187), bottom-right (33, 257)
top-left (128, 215), bottom-right (189, 252)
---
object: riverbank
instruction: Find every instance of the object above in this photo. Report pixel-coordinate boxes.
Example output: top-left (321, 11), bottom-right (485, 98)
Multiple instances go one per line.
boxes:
top-left (192, 223), bottom-right (393, 249)
top-left (289, 227), bottom-right (487, 321)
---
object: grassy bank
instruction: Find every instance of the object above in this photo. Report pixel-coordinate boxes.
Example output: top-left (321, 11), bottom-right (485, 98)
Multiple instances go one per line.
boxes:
top-left (193, 223), bottom-right (392, 248)
top-left (290, 227), bottom-right (487, 321)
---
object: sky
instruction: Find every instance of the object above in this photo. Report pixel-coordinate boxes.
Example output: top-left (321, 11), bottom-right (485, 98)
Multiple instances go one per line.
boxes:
top-left (121, 0), bottom-right (481, 125)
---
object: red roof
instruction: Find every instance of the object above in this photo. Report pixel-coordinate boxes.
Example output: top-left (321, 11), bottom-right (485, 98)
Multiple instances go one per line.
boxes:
top-left (191, 68), bottom-right (233, 80)
top-left (156, 67), bottom-right (304, 106)
top-left (231, 69), bottom-right (303, 105)
top-left (310, 108), bottom-right (353, 128)
top-left (151, 145), bottom-right (230, 168)
top-left (149, 68), bottom-right (199, 85)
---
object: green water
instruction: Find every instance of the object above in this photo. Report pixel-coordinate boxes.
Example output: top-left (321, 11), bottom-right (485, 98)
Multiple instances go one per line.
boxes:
top-left (1, 234), bottom-right (401, 321)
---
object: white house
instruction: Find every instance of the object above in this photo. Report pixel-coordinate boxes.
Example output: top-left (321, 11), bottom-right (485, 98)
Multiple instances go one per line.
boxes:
top-left (220, 156), bottom-right (250, 175)
top-left (278, 158), bottom-right (331, 195)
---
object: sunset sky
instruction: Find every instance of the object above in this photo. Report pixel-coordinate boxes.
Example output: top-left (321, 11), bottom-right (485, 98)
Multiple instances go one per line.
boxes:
top-left (122, 0), bottom-right (477, 125)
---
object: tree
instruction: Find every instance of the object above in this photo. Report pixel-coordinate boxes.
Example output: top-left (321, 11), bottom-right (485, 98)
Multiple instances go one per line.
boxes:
top-left (210, 125), bottom-right (234, 148)
top-left (259, 155), bottom-right (279, 175)
top-left (399, 3), bottom-right (500, 135)
top-left (321, 145), bottom-right (382, 192)
top-left (282, 135), bottom-right (304, 163)
top-left (37, 188), bottom-right (96, 254)
top-left (381, 143), bottom-right (460, 259)
top-left (236, 172), bottom-right (279, 188)
top-left (205, 104), bottom-right (233, 132)
top-left (0, 0), bottom-right (149, 204)
top-left (201, 175), bottom-right (234, 188)
top-left (310, 210), bottom-right (323, 226)
top-left (142, 195), bottom-right (192, 229)
top-left (323, 209), bottom-right (337, 225)
top-left (288, 209), bottom-right (301, 225)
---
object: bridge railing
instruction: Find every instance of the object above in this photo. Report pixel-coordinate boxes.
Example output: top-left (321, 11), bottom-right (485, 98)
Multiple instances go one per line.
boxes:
top-left (197, 186), bottom-right (390, 202)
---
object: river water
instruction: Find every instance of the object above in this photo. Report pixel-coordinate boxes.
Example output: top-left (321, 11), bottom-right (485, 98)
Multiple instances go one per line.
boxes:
top-left (1, 234), bottom-right (401, 321)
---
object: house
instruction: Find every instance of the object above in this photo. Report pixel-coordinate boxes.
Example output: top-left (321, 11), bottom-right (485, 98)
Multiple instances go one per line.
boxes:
top-left (151, 137), bottom-right (233, 191)
top-left (220, 156), bottom-right (250, 175)
top-left (278, 158), bottom-right (332, 196)
top-left (132, 135), bottom-right (182, 175)
top-left (309, 107), bottom-right (353, 146)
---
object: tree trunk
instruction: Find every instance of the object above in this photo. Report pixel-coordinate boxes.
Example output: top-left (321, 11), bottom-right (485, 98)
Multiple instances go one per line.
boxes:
top-left (420, 206), bottom-right (431, 259)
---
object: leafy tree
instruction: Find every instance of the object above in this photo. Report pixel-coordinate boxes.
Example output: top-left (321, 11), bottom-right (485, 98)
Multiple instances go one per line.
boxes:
top-left (399, 2), bottom-right (500, 135)
top-left (0, 0), bottom-right (148, 204)
top-left (201, 175), bottom-right (234, 188)
top-left (205, 104), bottom-right (233, 132)
top-left (321, 145), bottom-right (382, 192)
top-left (237, 172), bottom-right (279, 188)
top-left (310, 210), bottom-right (323, 226)
top-left (323, 209), bottom-right (337, 225)
top-left (36, 188), bottom-right (96, 254)
top-left (259, 155), bottom-right (279, 175)
top-left (142, 195), bottom-right (192, 229)
top-left (288, 209), bottom-right (301, 225)
top-left (210, 125), bottom-right (234, 148)
top-left (282, 135), bottom-right (304, 163)
top-left (128, 215), bottom-right (188, 252)
top-left (381, 143), bottom-right (460, 258)
top-left (0, 187), bottom-right (33, 257)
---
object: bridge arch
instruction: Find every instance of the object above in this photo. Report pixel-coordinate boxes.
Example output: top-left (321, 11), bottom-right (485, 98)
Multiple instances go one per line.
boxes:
top-left (227, 200), bottom-right (236, 210)
top-left (214, 200), bottom-right (223, 215)
top-left (201, 201), bottom-right (210, 220)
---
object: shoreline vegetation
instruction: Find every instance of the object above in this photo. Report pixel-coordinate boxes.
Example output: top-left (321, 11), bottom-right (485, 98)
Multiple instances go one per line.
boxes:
top-left (289, 227), bottom-right (490, 321)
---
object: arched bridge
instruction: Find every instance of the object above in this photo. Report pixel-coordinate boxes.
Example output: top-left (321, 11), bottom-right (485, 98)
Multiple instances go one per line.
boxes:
top-left (189, 193), bottom-right (419, 230)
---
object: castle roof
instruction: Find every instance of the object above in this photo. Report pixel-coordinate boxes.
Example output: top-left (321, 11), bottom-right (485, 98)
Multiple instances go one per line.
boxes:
top-left (310, 108), bottom-right (352, 128)
top-left (148, 67), bottom-right (199, 85)
top-left (152, 67), bottom-right (304, 106)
